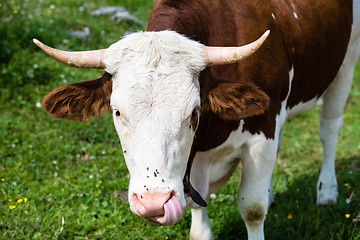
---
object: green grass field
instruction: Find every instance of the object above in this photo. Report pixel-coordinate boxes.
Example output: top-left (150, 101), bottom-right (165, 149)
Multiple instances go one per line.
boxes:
top-left (1, 1), bottom-right (359, 239)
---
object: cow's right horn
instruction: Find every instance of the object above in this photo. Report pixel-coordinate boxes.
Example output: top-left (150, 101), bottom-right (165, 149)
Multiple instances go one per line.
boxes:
top-left (203, 30), bottom-right (270, 66)
top-left (33, 39), bottom-right (107, 69)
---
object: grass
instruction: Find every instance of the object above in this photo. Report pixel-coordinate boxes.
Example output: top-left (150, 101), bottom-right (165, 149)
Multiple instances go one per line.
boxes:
top-left (0, 0), bottom-right (359, 239)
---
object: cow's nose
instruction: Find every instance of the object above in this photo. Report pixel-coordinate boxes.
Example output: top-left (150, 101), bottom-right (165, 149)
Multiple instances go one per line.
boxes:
top-left (132, 191), bottom-right (184, 226)
top-left (132, 192), bottom-right (170, 217)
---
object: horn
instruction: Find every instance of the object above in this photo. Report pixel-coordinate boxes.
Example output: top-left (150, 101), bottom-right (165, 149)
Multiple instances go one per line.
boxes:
top-left (203, 30), bottom-right (270, 66)
top-left (33, 39), bottom-right (107, 69)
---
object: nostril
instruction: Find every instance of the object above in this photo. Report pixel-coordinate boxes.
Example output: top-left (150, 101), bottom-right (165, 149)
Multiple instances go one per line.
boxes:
top-left (132, 194), bottom-right (146, 216)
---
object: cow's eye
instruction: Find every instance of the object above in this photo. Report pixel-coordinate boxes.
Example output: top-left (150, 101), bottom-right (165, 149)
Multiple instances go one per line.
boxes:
top-left (114, 110), bottom-right (122, 121)
top-left (190, 107), bottom-right (200, 131)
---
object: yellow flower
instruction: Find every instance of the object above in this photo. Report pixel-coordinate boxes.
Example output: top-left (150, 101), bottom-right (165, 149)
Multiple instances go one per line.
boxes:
top-left (17, 199), bottom-right (23, 204)
top-left (9, 199), bottom-right (12, 202)
top-left (1, 178), bottom-right (4, 182)
top-left (287, 214), bottom-right (293, 219)
top-left (24, 210), bottom-right (28, 214)
top-left (99, 169), bottom-right (103, 173)
top-left (48, 10), bottom-right (53, 16)
top-left (11, 0), bottom-right (15, 4)
top-left (9, 205), bottom-right (16, 210)
top-left (0, 3), bottom-right (2, 7)
top-left (24, 198), bottom-right (28, 202)
top-left (345, 214), bottom-right (350, 219)
top-left (13, 9), bottom-right (18, 14)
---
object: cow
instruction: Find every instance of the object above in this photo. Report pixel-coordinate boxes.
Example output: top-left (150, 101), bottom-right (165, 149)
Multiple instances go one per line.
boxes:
top-left (33, 0), bottom-right (360, 239)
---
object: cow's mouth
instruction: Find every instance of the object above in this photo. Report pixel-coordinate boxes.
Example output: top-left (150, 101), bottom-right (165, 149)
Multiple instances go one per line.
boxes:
top-left (144, 194), bottom-right (184, 226)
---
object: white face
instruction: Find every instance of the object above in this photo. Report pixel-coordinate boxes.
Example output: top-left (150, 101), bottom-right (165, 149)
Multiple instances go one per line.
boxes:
top-left (103, 31), bottom-right (206, 219)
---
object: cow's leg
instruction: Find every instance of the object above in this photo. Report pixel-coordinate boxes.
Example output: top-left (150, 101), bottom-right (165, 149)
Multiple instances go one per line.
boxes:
top-left (238, 136), bottom-right (277, 240)
top-left (268, 174), bottom-right (275, 207)
top-left (317, 41), bottom-right (359, 205)
top-left (317, 114), bottom-right (342, 205)
top-left (268, 126), bottom-right (284, 206)
top-left (190, 207), bottom-right (213, 240)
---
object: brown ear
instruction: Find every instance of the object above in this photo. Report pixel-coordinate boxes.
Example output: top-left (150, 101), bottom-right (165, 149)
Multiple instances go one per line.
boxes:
top-left (42, 72), bottom-right (112, 121)
top-left (207, 79), bottom-right (270, 121)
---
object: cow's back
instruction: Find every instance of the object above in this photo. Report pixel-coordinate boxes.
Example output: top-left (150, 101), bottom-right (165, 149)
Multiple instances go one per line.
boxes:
top-left (147, 0), bottom-right (353, 140)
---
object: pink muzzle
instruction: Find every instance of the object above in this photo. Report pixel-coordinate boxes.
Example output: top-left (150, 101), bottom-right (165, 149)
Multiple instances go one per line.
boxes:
top-left (132, 192), bottom-right (184, 226)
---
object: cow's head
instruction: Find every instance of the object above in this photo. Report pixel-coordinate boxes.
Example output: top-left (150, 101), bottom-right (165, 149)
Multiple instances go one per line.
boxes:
top-left (34, 30), bottom-right (270, 226)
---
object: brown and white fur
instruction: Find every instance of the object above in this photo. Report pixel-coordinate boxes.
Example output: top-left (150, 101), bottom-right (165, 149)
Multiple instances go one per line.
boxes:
top-left (36, 0), bottom-right (360, 239)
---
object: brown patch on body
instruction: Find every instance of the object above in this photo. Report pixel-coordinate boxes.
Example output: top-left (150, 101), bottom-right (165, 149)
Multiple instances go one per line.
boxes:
top-left (147, 0), bottom-right (352, 145)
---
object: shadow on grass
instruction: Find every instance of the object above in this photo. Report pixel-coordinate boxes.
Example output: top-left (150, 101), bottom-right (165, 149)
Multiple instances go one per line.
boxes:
top-left (214, 155), bottom-right (360, 240)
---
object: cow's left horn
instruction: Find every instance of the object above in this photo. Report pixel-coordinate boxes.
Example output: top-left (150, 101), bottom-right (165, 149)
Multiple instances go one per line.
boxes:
top-left (33, 39), bottom-right (106, 69)
top-left (203, 30), bottom-right (270, 66)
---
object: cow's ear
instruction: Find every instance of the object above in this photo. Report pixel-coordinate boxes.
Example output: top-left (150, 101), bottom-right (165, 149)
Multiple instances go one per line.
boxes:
top-left (42, 72), bottom-right (112, 121)
top-left (203, 72), bottom-right (270, 121)
top-left (208, 81), bottom-right (270, 120)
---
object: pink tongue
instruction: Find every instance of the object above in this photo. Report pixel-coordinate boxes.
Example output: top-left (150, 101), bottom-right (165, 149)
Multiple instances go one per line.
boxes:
top-left (153, 195), bottom-right (183, 226)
